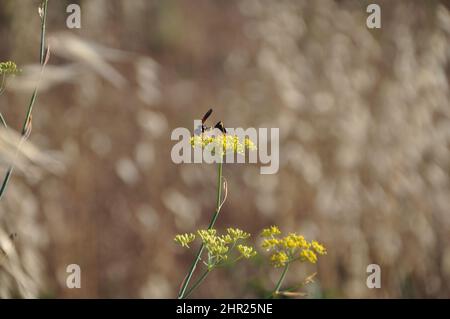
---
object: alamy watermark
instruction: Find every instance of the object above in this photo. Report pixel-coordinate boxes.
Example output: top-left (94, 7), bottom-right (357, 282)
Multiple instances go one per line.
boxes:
top-left (366, 264), bottom-right (381, 289)
top-left (66, 4), bottom-right (81, 29)
top-left (366, 4), bottom-right (381, 29)
top-left (66, 264), bottom-right (81, 289)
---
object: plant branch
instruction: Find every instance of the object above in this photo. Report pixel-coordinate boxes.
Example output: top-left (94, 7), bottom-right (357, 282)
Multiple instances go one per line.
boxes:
top-left (178, 160), bottom-right (224, 299)
top-left (0, 74), bottom-right (6, 95)
top-left (268, 263), bottom-right (290, 299)
top-left (0, 113), bottom-right (7, 128)
top-left (183, 269), bottom-right (211, 299)
top-left (0, 0), bottom-right (49, 200)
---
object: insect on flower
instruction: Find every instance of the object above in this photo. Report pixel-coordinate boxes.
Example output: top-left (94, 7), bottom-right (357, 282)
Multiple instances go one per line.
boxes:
top-left (194, 108), bottom-right (227, 135)
top-left (201, 108), bottom-right (213, 133)
top-left (214, 121), bottom-right (227, 134)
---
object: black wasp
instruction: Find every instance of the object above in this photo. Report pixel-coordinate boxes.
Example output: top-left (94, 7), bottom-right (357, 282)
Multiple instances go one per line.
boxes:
top-left (197, 108), bottom-right (227, 134)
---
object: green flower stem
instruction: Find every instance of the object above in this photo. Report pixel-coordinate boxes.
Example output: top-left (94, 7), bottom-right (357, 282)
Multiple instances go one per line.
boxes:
top-left (215, 256), bottom-right (243, 268)
top-left (0, 0), bottom-right (48, 201)
top-left (0, 74), bottom-right (11, 200)
top-left (269, 262), bottom-right (290, 298)
top-left (178, 160), bottom-right (224, 299)
top-left (0, 169), bottom-right (12, 200)
top-left (0, 74), bottom-right (6, 95)
top-left (1, 68), bottom-right (8, 127)
top-left (183, 268), bottom-right (211, 299)
top-left (38, 1), bottom-right (48, 66)
top-left (22, 0), bottom-right (48, 136)
top-left (0, 113), bottom-right (6, 128)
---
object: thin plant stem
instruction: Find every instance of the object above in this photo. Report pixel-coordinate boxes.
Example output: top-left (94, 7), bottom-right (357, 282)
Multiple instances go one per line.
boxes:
top-left (178, 160), bottom-right (224, 299)
top-left (0, 170), bottom-right (12, 200)
top-left (0, 113), bottom-right (6, 128)
top-left (0, 0), bottom-right (48, 200)
top-left (0, 74), bottom-right (6, 95)
top-left (38, 1), bottom-right (48, 66)
top-left (1, 74), bottom-right (8, 127)
top-left (183, 269), bottom-right (211, 299)
top-left (268, 263), bottom-right (290, 299)
top-left (0, 74), bottom-right (11, 200)
top-left (22, 0), bottom-right (48, 135)
top-left (281, 272), bottom-right (317, 294)
top-left (214, 256), bottom-right (243, 268)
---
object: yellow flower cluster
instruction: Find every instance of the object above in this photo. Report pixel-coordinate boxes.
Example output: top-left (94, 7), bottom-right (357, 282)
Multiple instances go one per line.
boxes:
top-left (311, 240), bottom-right (326, 255)
top-left (174, 233), bottom-right (196, 248)
top-left (175, 228), bottom-right (257, 269)
top-left (198, 229), bottom-right (229, 264)
top-left (261, 225), bottom-right (282, 237)
top-left (300, 249), bottom-right (318, 264)
top-left (260, 226), bottom-right (326, 267)
top-left (270, 251), bottom-right (289, 268)
top-left (226, 228), bottom-right (251, 241)
top-left (0, 61), bottom-right (20, 75)
top-left (237, 244), bottom-right (257, 259)
top-left (190, 134), bottom-right (257, 156)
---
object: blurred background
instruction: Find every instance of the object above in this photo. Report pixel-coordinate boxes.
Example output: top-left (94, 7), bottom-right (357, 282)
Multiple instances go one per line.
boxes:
top-left (0, 0), bottom-right (449, 298)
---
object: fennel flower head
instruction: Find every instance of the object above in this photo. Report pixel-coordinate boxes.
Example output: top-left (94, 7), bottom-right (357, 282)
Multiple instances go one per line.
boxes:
top-left (190, 133), bottom-right (257, 156)
top-left (174, 228), bottom-right (257, 269)
top-left (260, 226), bottom-right (327, 268)
top-left (0, 61), bottom-right (20, 76)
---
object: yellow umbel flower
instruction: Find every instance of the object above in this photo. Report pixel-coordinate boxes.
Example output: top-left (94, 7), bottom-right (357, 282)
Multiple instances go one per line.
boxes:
top-left (0, 61), bottom-right (20, 75)
top-left (282, 233), bottom-right (310, 250)
top-left (197, 229), bottom-right (217, 242)
top-left (261, 238), bottom-right (281, 250)
top-left (197, 229), bottom-right (227, 264)
top-left (311, 240), bottom-right (327, 255)
top-left (270, 251), bottom-right (289, 267)
top-left (196, 228), bottom-right (257, 266)
top-left (260, 226), bottom-right (326, 268)
top-left (221, 234), bottom-right (233, 244)
top-left (260, 225), bottom-right (282, 238)
top-left (237, 244), bottom-right (257, 259)
top-left (300, 249), bottom-right (318, 264)
top-left (244, 137), bottom-right (256, 150)
top-left (174, 233), bottom-right (196, 248)
top-left (260, 226), bottom-right (327, 298)
top-left (176, 228), bottom-right (257, 270)
top-left (190, 134), bottom-right (256, 156)
top-left (227, 228), bottom-right (251, 242)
